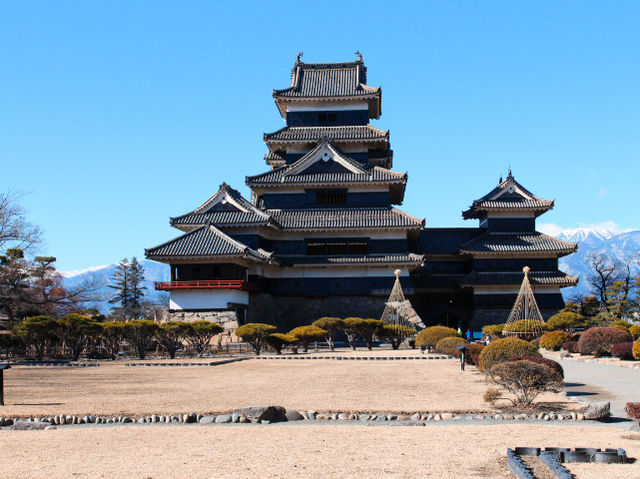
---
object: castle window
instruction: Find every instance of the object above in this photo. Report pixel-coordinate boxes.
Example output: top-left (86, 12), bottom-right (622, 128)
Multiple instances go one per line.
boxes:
top-left (316, 190), bottom-right (347, 204)
top-left (318, 113), bottom-right (327, 123)
top-left (328, 112), bottom-right (337, 123)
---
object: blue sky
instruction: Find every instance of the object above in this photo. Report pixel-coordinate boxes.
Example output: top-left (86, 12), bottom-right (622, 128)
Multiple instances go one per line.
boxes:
top-left (2, 1), bottom-right (639, 272)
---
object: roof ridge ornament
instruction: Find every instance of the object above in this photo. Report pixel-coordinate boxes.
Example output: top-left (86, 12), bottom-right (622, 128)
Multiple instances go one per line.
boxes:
top-left (296, 51), bottom-right (304, 63)
top-left (355, 50), bottom-right (363, 62)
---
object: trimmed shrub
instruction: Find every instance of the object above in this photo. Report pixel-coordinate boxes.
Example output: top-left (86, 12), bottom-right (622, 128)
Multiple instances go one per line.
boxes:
top-left (312, 317), bottom-right (344, 351)
top-left (185, 321), bottom-right (223, 357)
top-left (266, 333), bottom-right (294, 354)
top-left (434, 337), bottom-right (468, 356)
top-left (487, 360), bottom-right (562, 408)
top-left (508, 355), bottom-right (564, 378)
top-left (611, 342), bottom-right (634, 360)
top-left (561, 341), bottom-right (579, 353)
top-left (123, 320), bottom-right (158, 360)
top-left (343, 317), bottom-right (365, 350)
top-left (415, 326), bottom-right (458, 351)
top-left (610, 319), bottom-right (632, 330)
top-left (577, 327), bottom-right (632, 357)
top-left (288, 325), bottom-right (327, 352)
top-left (633, 338), bottom-right (640, 360)
top-left (477, 337), bottom-right (540, 371)
top-left (625, 402), bottom-right (640, 426)
top-left (503, 320), bottom-right (551, 335)
top-left (630, 325), bottom-right (640, 341)
top-left (101, 321), bottom-right (126, 360)
top-left (547, 312), bottom-right (586, 333)
top-left (235, 323), bottom-right (276, 355)
top-left (539, 331), bottom-right (571, 351)
top-left (155, 321), bottom-right (191, 359)
top-left (530, 337), bottom-right (541, 348)
top-left (13, 315), bottom-right (58, 361)
top-left (56, 314), bottom-right (102, 361)
top-left (481, 324), bottom-right (505, 337)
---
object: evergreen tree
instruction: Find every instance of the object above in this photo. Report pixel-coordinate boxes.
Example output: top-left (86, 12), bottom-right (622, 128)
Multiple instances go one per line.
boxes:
top-left (129, 257), bottom-right (147, 318)
top-left (108, 258), bottom-right (131, 319)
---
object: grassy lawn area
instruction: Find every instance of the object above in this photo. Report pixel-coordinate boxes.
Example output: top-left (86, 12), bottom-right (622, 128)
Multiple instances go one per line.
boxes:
top-left (1, 349), bottom-right (577, 417)
top-left (1, 424), bottom-right (637, 479)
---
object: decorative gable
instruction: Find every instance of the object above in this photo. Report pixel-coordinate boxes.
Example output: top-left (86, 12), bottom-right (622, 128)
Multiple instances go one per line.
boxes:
top-left (283, 140), bottom-right (365, 177)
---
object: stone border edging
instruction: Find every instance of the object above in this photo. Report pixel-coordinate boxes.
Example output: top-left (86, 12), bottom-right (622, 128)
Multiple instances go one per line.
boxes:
top-left (507, 449), bottom-right (535, 479)
top-left (0, 409), bottom-right (588, 427)
top-left (18, 362), bottom-right (100, 368)
top-left (124, 358), bottom-right (248, 367)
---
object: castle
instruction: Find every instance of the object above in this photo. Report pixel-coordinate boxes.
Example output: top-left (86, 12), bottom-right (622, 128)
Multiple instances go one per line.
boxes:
top-left (146, 54), bottom-right (577, 331)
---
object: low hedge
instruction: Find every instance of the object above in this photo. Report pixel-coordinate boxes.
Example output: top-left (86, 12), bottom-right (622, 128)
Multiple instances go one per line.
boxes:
top-left (477, 337), bottom-right (541, 371)
top-left (611, 342), bottom-right (634, 360)
top-left (539, 331), bottom-right (571, 351)
top-left (481, 324), bottom-right (505, 337)
top-left (633, 339), bottom-right (640, 360)
top-left (508, 355), bottom-right (564, 378)
top-left (415, 326), bottom-right (458, 350)
top-left (630, 325), bottom-right (640, 341)
top-left (434, 337), bottom-right (468, 357)
top-left (578, 327), bottom-right (632, 357)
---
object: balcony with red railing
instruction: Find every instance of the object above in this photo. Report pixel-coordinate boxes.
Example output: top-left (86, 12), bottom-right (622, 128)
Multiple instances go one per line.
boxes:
top-left (154, 280), bottom-right (258, 292)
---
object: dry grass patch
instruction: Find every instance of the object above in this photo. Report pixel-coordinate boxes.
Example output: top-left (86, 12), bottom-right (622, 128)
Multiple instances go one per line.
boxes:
top-left (0, 425), bottom-right (637, 479)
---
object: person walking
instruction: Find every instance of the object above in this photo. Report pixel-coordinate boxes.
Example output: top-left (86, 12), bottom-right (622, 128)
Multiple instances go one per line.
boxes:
top-left (465, 329), bottom-right (472, 342)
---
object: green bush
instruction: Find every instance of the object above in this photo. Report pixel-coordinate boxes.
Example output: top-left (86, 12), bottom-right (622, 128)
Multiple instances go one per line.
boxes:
top-left (235, 323), bottom-right (276, 355)
top-left (56, 313), bottom-right (102, 361)
top-left (508, 355), bottom-right (564, 378)
top-left (185, 321), bottom-right (223, 357)
top-left (288, 325), bottom-right (326, 352)
top-left (101, 321), bottom-right (127, 360)
top-left (124, 319), bottom-right (158, 360)
top-left (539, 331), bottom-right (571, 351)
top-left (610, 319), bottom-right (632, 331)
top-left (415, 326), bottom-right (458, 350)
top-left (155, 321), bottom-right (191, 359)
top-left (266, 333), bottom-right (294, 354)
top-left (477, 337), bottom-right (540, 371)
top-left (12, 315), bottom-right (58, 361)
top-left (633, 339), bottom-right (640, 360)
top-left (577, 327), bottom-right (632, 357)
top-left (481, 324), bottom-right (505, 337)
top-left (630, 325), bottom-right (640, 341)
top-left (312, 317), bottom-right (344, 351)
top-left (467, 343), bottom-right (484, 365)
top-left (434, 336), bottom-right (468, 356)
top-left (547, 312), bottom-right (586, 333)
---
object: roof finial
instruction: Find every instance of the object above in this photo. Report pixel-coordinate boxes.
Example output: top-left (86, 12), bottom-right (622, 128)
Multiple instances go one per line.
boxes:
top-left (498, 175), bottom-right (503, 184)
top-left (355, 50), bottom-right (363, 61)
top-left (507, 166), bottom-right (513, 179)
top-left (296, 51), bottom-right (304, 63)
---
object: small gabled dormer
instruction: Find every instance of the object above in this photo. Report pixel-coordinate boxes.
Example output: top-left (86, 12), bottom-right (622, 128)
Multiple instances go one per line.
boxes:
top-left (462, 170), bottom-right (554, 232)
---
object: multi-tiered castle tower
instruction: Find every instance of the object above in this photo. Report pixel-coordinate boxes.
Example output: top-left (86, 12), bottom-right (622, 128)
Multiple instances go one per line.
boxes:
top-left (146, 54), bottom-right (577, 331)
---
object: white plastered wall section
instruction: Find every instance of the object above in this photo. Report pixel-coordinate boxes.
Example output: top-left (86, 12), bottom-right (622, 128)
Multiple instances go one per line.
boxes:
top-left (169, 289), bottom-right (249, 310)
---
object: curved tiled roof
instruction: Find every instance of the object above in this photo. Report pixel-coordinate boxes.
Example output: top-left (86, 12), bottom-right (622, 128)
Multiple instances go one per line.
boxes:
top-left (248, 141), bottom-right (405, 187)
top-left (459, 232), bottom-right (577, 255)
top-left (267, 207), bottom-right (424, 231)
top-left (463, 172), bottom-right (554, 219)
top-left (264, 125), bottom-right (389, 144)
top-left (461, 271), bottom-right (578, 286)
top-left (273, 60), bottom-right (380, 99)
top-left (146, 225), bottom-right (274, 262)
top-left (278, 253), bottom-right (424, 266)
top-left (171, 210), bottom-right (272, 229)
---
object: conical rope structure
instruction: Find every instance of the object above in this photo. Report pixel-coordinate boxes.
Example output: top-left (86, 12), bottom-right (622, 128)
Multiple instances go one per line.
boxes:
top-left (380, 270), bottom-right (425, 334)
top-left (502, 266), bottom-right (546, 340)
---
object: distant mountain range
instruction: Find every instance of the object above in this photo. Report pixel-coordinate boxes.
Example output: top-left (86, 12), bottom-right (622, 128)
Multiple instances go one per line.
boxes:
top-left (555, 228), bottom-right (640, 300)
top-left (62, 227), bottom-right (639, 312)
top-left (62, 260), bottom-right (170, 313)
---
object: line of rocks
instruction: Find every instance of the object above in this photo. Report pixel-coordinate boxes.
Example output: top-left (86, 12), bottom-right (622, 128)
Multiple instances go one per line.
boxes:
top-left (124, 358), bottom-right (248, 367)
top-left (0, 410), bottom-right (587, 429)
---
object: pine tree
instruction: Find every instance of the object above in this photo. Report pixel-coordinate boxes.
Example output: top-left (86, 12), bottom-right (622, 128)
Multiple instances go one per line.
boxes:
top-left (128, 257), bottom-right (147, 318)
top-left (108, 258), bottom-right (131, 319)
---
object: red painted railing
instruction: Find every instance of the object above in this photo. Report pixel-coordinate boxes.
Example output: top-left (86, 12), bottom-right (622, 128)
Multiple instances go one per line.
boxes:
top-left (154, 280), bottom-right (257, 291)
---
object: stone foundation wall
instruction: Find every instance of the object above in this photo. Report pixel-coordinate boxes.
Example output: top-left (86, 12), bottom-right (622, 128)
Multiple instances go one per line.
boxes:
top-left (169, 310), bottom-right (239, 330)
top-left (247, 293), bottom-right (386, 331)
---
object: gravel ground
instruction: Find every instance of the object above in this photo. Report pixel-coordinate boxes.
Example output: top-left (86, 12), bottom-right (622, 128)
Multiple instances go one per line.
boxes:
top-left (0, 424), bottom-right (637, 479)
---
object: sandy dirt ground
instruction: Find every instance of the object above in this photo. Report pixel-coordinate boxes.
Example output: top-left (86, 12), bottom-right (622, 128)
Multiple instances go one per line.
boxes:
top-left (0, 424), bottom-right (637, 479)
top-left (1, 355), bottom-right (577, 417)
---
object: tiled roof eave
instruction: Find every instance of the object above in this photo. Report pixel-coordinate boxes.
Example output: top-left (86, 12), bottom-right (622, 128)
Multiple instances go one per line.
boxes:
top-left (281, 225), bottom-right (423, 233)
top-left (265, 137), bottom-right (389, 145)
top-left (462, 206), bottom-right (554, 219)
top-left (246, 178), bottom-right (407, 187)
top-left (458, 248), bottom-right (577, 257)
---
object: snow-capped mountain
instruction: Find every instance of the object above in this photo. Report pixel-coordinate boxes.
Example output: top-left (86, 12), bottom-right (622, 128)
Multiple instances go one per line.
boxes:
top-left (555, 228), bottom-right (640, 299)
top-left (62, 260), bottom-right (170, 313)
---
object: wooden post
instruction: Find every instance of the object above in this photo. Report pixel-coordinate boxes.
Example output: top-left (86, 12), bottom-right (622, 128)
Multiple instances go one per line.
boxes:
top-left (0, 368), bottom-right (4, 406)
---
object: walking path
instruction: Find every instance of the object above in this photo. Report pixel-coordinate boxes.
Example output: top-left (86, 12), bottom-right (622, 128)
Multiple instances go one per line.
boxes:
top-left (548, 353), bottom-right (639, 421)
